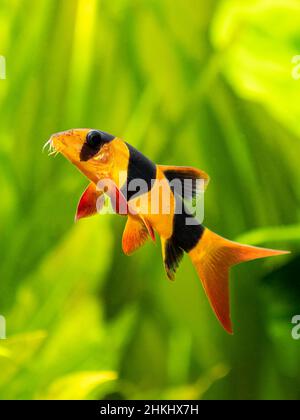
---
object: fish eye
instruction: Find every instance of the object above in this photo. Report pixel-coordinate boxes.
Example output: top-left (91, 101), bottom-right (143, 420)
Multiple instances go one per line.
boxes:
top-left (80, 130), bottom-right (114, 161)
top-left (86, 130), bottom-right (103, 149)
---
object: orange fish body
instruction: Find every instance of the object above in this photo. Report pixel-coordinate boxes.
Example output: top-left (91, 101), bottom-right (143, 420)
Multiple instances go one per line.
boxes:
top-left (47, 129), bottom-right (289, 333)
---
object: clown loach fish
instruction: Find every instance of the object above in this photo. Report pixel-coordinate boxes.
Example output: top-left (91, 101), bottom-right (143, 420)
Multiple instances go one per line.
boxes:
top-left (46, 129), bottom-right (289, 334)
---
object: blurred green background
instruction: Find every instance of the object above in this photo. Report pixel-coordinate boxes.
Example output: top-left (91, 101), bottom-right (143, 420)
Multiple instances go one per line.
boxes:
top-left (0, 0), bottom-right (300, 400)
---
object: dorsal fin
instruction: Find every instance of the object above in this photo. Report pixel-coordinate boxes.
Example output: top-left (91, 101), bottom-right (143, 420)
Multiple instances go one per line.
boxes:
top-left (158, 165), bottom-right (210, 200)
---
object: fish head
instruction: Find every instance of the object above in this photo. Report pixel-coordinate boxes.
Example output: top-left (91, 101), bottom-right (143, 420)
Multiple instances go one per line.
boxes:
top-left (47, 129), bottom-right (116, 182)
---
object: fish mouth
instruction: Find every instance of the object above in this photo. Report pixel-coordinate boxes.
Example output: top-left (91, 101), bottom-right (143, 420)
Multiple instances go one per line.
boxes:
top-left (43, 130), bottom-right (85, 160)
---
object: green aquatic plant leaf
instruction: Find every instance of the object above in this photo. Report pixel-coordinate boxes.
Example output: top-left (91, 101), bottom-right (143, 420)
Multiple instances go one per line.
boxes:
top-left (40, 371), bottom-right (118, 401)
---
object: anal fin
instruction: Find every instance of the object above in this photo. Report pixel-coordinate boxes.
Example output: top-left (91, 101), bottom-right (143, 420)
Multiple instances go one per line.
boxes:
top-left (162, 237), bottom-right (184, 281)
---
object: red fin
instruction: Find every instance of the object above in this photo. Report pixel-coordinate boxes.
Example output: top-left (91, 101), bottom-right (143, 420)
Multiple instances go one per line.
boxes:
top-left (122, 216), bottom-right (150, 255)
top-left (75, 183), bottom-right (104, 222)
top-left (189, 229), bottom-right (290, 334)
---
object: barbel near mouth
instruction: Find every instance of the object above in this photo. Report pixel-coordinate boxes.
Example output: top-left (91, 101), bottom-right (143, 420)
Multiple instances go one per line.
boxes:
top-left (43, 138), bottom-right (59, 157)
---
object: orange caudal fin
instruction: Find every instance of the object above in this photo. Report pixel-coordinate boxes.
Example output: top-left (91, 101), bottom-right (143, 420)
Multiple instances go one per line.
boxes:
top-left (189, 229), bottom-right (290, 334)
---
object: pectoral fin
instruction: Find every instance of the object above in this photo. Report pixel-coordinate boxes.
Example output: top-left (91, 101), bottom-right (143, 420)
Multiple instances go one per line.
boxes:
top-left (75, 183), bottom-right (104, 222)
top-left (122, 216), bottom-right (152, 255)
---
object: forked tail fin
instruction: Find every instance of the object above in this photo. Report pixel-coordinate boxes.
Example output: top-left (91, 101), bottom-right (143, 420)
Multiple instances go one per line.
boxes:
top-left (188, 228), bottom-right (289, 334)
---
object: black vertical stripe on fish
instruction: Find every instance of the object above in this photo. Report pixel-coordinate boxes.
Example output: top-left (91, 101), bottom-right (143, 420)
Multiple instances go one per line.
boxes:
top-left (122, 143), bottom-right (157, 201)
top-left (164, 196), bottom-right (205, 278)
